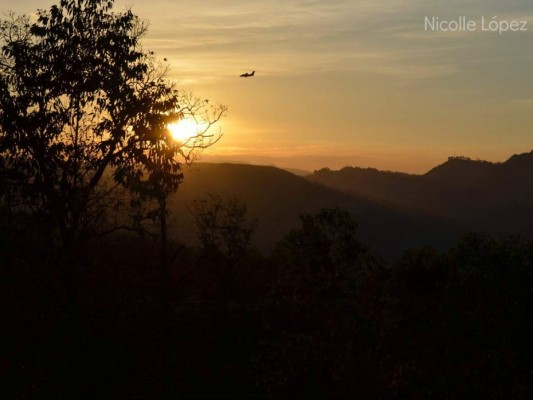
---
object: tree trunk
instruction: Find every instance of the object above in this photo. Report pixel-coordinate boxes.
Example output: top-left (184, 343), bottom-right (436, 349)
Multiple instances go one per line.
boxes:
top-left (62, 233), bottom-right (84, 398)
top-left (159, 198), bottom-right (172, 394)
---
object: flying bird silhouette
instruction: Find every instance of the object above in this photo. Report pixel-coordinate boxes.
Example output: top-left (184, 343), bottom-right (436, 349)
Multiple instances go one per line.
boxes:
top-left (240, 70), bottom-right (255, 78)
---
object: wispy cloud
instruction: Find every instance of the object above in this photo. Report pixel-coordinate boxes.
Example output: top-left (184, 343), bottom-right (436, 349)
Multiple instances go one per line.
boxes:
top-left (125, 0), bottom-right (465, 82)
top-left (8, 0), bottom-right (533, 171)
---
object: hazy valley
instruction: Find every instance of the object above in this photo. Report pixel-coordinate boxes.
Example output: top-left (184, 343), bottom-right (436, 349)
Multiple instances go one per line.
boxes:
top-left (169, 151), bottom-right (533, 259)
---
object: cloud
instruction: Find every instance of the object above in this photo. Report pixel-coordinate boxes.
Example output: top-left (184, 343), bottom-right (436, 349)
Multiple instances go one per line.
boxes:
top-left (124, 0), bottom-right (464, 82)
top-left (13, 0), bottom-right (533, 84)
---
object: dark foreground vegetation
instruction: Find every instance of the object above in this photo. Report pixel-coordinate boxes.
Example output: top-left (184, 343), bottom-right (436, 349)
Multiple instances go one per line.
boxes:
top-left (2, 206), bottom-right (532, 399)
top-left (0, 1), bottom-right (531, 398)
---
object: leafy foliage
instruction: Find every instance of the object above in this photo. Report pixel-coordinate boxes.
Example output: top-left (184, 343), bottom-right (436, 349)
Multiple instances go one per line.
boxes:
top-left (193, 194), bottom-right (257, 258)
top-left (0, 0), bottom-right (224, 245)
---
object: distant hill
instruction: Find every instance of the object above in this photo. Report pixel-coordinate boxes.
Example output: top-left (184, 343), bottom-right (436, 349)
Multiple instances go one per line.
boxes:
top-left (282, 167), bottom-right (312, 176)
top-left (424, 156), bottom-right (496, 183)
top-left (307, 151), bottom-right (533, 238)
top-left (169, 163), bottom-right (461, 260)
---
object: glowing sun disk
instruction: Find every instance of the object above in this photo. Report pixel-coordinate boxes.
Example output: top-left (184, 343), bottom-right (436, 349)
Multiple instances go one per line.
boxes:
top-left (168, 119), bottom-right (199, 143)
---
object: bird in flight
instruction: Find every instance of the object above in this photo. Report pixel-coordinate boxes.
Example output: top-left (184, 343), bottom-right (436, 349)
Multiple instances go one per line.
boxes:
top-left (240, 70), bottom-right (255, 78)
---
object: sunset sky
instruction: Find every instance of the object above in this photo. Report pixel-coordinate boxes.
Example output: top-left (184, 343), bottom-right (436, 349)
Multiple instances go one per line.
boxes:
top-left (5, 0), bottom-right (533, 172)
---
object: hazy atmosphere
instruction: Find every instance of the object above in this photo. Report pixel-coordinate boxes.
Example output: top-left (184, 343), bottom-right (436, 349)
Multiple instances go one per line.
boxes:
top-left (2, 1), bottom-right (532, 398)
top-left (6, 0), bottom-right (533, 172)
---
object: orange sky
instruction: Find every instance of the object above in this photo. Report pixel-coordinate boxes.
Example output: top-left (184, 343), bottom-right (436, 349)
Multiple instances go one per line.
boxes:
top-left (6, 0), bottom-right (533, 173)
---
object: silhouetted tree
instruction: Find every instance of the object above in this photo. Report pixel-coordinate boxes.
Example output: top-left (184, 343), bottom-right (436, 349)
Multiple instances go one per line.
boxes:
top-left (0, 1), bottom-right (225, 395)
top-left (194, 194), bottom-right (256, 260)
top-left (443, 233), bottom-right (533, 398)
top-left (193, 194), bottom-right (257, 318)
top-left (377, 247), bottom-right (451, 397)
top-left (257, 208), bottom-right (384, 396)
top-left (0, 1), bottom-right (224, 247)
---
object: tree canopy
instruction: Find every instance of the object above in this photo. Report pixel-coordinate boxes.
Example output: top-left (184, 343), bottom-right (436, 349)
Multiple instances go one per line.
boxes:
top-left (0, 0), bottom-right (225, 245)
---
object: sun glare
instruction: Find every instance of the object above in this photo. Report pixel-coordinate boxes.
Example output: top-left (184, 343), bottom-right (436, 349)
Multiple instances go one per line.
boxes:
top-left (168, 118), bottom-right (200, 143)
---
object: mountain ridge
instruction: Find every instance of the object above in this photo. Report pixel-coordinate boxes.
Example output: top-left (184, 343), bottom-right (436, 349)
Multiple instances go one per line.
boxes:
top-left (307, 150), bottom-right (533, 238)
top-left (169, 162), bottom-right (461, 260)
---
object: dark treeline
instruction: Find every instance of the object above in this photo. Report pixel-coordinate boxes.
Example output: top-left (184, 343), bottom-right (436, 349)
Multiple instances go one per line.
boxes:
top-left (0, 1), bottom-right (531, 398)
top-left (1, 204), bottom-right (532, 399)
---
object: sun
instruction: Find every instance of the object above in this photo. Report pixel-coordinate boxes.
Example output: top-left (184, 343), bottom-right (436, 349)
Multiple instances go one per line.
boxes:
top-left (167, 118), bottom-right (200, 143)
